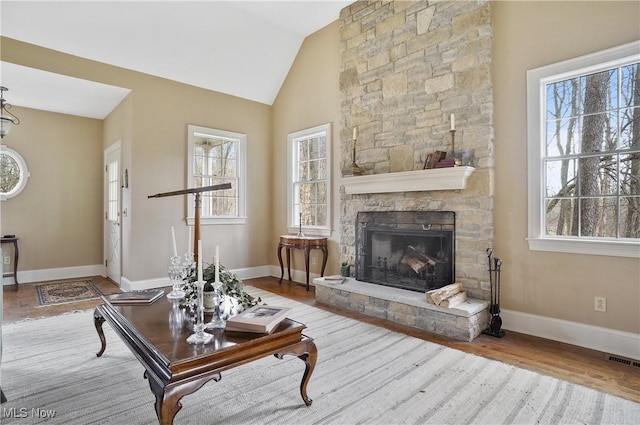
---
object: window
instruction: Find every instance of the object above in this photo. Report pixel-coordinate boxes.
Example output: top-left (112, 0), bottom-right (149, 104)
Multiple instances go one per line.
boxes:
top-left (0, 145), bottom-right (30, 201)
top-left (187, 125), bottom-right (246, 225)
top-left (107, 159), bottom-right (119, 221)
top-left (287, 123), bottom-right (332, 237)
top-left (527, 41), bottom-right (640, 258)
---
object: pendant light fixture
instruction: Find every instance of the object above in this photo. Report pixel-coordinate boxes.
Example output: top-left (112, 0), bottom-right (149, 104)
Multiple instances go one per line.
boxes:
top-left (0, 87), bottom-right (21, 138)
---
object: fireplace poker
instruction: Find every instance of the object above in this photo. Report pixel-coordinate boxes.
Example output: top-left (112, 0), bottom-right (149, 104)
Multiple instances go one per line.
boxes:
top-left (483, 248), bottom-right (505, 338)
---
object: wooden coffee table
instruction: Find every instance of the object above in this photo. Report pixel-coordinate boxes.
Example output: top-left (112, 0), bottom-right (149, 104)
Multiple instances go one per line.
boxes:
top-left (93, 292), bottom-right (317, 425)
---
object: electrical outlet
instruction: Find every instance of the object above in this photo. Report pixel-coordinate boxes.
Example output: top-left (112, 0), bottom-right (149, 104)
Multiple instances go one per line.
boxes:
top-left (311, 257), bottom-right (317, 266)
top-left (3, 256), bottom-right (10, 265)
top-left (595, 296), bottom-right (606, 312)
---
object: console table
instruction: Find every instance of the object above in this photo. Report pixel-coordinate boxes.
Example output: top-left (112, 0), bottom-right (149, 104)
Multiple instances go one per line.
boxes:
top-left (94, 292), bottom-right (317, 425)
top-left (1, 237), bottom-right (19, 289)
top-left (278, 235), bottom-right (328, 291)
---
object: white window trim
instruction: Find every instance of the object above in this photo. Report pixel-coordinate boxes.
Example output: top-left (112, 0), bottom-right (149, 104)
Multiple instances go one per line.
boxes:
top-left (186, 125), bottom-right (247, 225)
top-left (526, 40), bottom-right (640, 258)
top-left (287, 123), bottom-right (332, 237)
top-left (0, 145), bottom-right (31, 201)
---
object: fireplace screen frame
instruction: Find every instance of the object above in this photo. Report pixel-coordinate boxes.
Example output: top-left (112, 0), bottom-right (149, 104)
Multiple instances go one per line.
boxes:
top-left (355, 211), bottom-right (456, 292)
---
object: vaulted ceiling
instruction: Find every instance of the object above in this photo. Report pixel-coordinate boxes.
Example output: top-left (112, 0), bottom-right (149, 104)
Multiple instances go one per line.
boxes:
top-left (0, 1), bottom-right (351, 118)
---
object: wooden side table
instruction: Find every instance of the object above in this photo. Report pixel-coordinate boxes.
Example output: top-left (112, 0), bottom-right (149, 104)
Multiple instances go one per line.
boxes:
top-left (1, 237), bottom-right (19, 290)
top-left (278, 235), bottom-right (328, 291)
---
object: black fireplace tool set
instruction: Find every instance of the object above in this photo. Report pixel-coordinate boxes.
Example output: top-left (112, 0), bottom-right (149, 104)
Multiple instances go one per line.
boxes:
top-left (482, 248), bottom-right (505, 338)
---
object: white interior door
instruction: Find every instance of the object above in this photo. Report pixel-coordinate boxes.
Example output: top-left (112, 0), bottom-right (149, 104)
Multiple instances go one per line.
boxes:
top-left (104, 142), bottom-right (121, 285)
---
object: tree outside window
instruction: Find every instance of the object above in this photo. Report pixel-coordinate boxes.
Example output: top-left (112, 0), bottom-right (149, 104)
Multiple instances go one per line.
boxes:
top-left (527, 41), bottom-right (639, 257)
top-left (187, 125), bottom-right (246, 225)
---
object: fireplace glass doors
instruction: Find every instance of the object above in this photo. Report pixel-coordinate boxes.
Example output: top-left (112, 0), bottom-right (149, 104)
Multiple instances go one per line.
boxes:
top-left (355, 211), bottom-right (455, 292)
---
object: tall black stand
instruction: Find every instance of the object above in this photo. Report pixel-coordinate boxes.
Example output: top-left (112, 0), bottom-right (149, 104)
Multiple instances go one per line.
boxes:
top-left (148, 183), bottom-right (231, 264)
top-left (483, 248), bottom-right (505, 338)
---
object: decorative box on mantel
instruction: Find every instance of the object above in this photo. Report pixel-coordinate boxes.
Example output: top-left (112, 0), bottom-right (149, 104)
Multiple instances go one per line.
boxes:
top-left (341, 166), bottom-right (475, 195)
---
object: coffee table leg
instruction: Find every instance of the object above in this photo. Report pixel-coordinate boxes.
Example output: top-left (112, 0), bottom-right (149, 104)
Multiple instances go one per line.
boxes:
top-left (275, 339), bottom-right (317, 406)
top-left (145, 371), bottom-right (218, 425)
top-left (94, 308), bottom-right (107, 357)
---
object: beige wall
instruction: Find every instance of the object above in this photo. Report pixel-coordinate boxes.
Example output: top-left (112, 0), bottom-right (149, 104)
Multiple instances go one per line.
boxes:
top-left (272, 2), bottom-right (639, 334)
top-left (0, 106), bottom-right (103, 271)
top-left (493, 1), bottom-right (640, 333)
top-left (2, 0), bottom-right (638, 335)
top-left (1, 37), bottom-right (273, 283)
top-left (272, 21), bottom-right (343, 275)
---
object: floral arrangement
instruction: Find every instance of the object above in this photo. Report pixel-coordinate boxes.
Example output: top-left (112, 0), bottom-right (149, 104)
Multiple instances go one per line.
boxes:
top-left (180, 262), bottom-right (261, 309)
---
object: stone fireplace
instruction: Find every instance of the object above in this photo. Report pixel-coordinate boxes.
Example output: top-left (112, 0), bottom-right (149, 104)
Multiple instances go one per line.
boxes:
top-left (355, 211), bottom-right (455, 292)
top-left (314, 1), bottom-right (495, 342)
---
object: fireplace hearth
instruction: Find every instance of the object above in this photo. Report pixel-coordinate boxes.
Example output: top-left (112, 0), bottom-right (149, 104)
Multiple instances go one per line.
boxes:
top-left (355, 211), bottom-right (455, 293)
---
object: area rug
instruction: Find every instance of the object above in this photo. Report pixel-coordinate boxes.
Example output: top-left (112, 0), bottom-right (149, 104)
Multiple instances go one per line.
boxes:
top-left (34, 279), bottom-right (101, 306)
top-left (2, 288), bottom-right (639, 424)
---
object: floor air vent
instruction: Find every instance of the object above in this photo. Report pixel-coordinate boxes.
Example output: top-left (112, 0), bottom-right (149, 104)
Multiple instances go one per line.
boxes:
top-left (607, 354), bottom-right (640, 368)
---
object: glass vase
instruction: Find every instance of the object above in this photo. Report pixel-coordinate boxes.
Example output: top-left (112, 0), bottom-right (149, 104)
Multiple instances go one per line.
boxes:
top-left (166, 255), bottom-right (186, 300)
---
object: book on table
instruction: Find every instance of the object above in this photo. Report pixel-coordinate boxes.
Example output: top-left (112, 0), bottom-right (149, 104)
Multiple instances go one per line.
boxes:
top-left (107, 289), bottom-right (165, 305)
top-left (225, 305), bottom-right (291, 334)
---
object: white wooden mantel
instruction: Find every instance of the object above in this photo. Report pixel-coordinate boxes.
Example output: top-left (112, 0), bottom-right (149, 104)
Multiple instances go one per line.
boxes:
top-left (341, 166), bottom-right (475, 195)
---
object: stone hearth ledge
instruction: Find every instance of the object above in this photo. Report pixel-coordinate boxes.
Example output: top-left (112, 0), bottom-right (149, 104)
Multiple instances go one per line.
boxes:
top-left (314, 278), bottom-right (489, 342)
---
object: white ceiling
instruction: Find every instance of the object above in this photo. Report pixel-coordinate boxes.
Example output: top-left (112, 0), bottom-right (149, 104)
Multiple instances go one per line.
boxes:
top-left (0, 0), bottom-right (351, 119)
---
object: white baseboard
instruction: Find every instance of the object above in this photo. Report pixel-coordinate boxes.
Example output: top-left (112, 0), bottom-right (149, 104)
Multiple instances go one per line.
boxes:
top-left (267, 264), bottom-right (321, 286)
top-left (2, 264), bottom-right (105, 286)
top-left (121, 265), bottom-right (277, 292)
top-left (17, 264), bottom-right (635, 361)
top-left (501, 309), bottom-right (640, 361)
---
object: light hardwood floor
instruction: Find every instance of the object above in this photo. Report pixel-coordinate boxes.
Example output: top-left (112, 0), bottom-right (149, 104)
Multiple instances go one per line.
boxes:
top-left (3, 276), bottom-right (639, 404)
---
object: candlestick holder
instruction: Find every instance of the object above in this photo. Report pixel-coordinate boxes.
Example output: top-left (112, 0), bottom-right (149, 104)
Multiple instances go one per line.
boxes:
top-left (296, 212), bottom-right (305, 237)
top-left (351, 137), bottom-right (362, 176)
top-left (449, 130), bottom-right (461, 166)
top-left (186, 280), bottom-right (214, 344)
top-left (205, 281), bottom-right (226, 330)
top-left (166, 255), bottom-right (186, 300)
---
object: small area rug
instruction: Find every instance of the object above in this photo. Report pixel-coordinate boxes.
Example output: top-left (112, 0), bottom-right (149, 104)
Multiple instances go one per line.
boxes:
top-left (34, 279), bottom-right (101, 306)
top-left (3, 287), bottom-right (639, 424)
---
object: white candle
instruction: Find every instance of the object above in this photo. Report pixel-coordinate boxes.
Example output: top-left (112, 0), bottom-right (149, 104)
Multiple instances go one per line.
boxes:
top-left (215, 245), bottom-right (220, 283)
top-left (352, 127), bottom-right (357, 140)
top-left (450, 114), bottom-right (455, 131)
top-left (171, 226), bottom-right (178, 257)
top-left (197, 240), bottom-right (203, 282)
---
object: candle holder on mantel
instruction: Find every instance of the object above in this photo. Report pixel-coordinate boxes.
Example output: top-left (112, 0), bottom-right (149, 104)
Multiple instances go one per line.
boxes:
top-left (449, 130), bottom-right (461, 166)
top-left (187, 280), bottom-right (214, 344)
top-left (351, 136), bottom-right (362, 176)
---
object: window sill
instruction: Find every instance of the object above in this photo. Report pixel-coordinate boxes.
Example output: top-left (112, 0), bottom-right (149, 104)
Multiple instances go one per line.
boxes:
top-left (287, 227), bottom-right (331, 238)
top-left (527, 237), bottom-right (639, 258)
top-left (186, 217), bottom-right (247, 226)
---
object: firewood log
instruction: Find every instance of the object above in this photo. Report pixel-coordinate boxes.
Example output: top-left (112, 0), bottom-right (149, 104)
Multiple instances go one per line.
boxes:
top-left (439, 291), bottom-right (467, 308)
top-left (425, 282), bottom-right (463, 304)
top-left (401, 255), bottom-right (427, 274)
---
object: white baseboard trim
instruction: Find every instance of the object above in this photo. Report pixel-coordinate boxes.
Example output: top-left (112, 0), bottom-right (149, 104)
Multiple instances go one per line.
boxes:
top-left (120, 265), bottom-right (277, 292)
top-left (2, 264), bottom-right (105, 286)
top-left (23, 264), bottom-right (635, 361)
top-left (267, 264), bottom-right (321, 286)
top-left (501, 309), bottom-right (640, 361)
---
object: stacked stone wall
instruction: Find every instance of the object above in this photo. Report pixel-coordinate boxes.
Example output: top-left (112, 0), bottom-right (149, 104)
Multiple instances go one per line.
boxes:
top-left (339, 0), bottom-right (494, 299)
